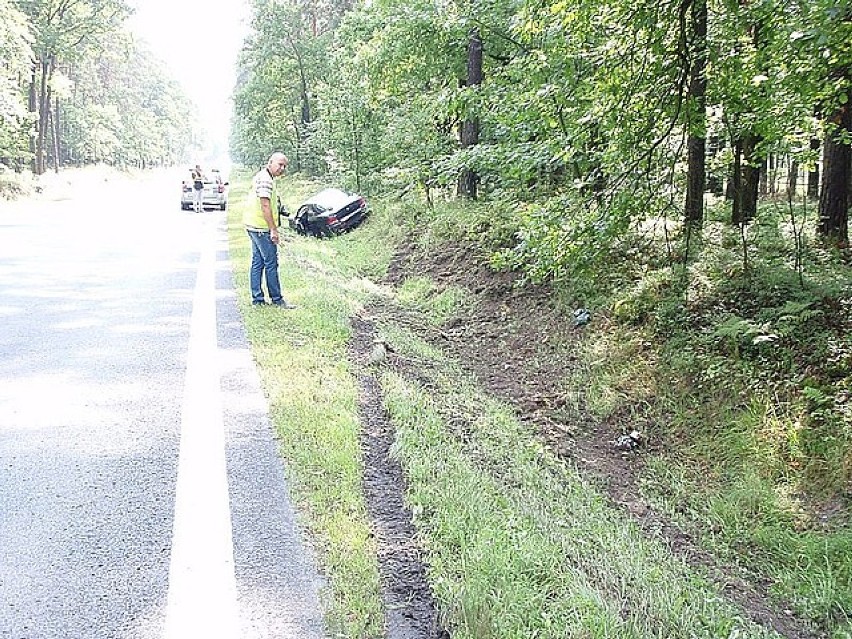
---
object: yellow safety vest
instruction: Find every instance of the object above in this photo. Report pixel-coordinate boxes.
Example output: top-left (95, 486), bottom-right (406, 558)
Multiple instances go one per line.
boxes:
top-left (243, 171), bottom-right (279, 230)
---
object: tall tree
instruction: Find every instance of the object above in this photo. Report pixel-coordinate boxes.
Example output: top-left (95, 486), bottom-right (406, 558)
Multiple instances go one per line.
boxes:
top-left (726, 2), bottom-right (769, 226)
top-left (17, 0), bottom-right (130, 173)
top-left (817, 85), bottom-right (851, 245)
top-left (458, 28), bottom-right (482, 200)
top-left (815, 5), bottom-right (851, 245)
top-left (684, 0), bottom-right (708, 226)
top-left (0, 0), bottom-right (33, 166)
top-left (232, 0), bottom-right (334, 172)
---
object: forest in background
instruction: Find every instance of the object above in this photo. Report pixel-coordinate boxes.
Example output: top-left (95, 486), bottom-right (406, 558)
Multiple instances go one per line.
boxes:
top-left (0, 0), bottom-right (195, 183)
top-left (231, 0), bottom-right (850, 247)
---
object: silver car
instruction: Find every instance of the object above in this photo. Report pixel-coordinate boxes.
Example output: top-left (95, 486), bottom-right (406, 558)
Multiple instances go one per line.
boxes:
top-left (181, 169), bottom-right (228, 210)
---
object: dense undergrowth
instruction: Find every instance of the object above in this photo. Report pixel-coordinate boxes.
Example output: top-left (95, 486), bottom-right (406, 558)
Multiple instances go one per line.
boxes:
top-left (431, 190), bottom-right (851, 504)
top-left (0, 167), bottom-right (35, 199)
top-left (446, 192), bottom-right (852, 633)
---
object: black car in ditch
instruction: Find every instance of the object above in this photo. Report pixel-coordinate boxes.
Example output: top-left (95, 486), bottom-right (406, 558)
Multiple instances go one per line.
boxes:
top-left (287, 188), bottom-right (369, 238)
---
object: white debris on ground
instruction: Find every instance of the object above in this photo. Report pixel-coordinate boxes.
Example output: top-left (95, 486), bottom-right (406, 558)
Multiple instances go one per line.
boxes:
top-left (613, 429), bottom-right (643, 451)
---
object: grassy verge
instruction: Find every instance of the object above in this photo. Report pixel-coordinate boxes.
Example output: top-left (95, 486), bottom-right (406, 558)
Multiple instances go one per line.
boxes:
top-left (227, 172), bottom-right (846, 638)
top-left (0, 166), bottom-right (35, 199)
top-left (379, 336), bottom-right (780, 639)
top-left (227, 172), bottom-right (399, 637)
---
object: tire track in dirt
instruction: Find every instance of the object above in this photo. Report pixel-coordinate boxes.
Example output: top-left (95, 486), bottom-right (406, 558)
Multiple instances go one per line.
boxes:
top-left (349, 316), bottom-right (450, 639)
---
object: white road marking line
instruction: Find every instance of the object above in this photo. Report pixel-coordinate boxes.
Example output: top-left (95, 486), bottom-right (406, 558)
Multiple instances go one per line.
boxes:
top-left (165, 222), bottom-right (239, 639)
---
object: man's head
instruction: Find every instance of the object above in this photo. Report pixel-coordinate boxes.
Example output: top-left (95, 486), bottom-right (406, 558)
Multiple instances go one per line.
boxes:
top-left (267, 152), bottom-right (289, 177)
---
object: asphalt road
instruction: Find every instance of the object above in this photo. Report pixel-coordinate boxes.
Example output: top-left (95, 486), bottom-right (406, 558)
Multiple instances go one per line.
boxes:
top-left (0, 170), bottom-right (326, 639)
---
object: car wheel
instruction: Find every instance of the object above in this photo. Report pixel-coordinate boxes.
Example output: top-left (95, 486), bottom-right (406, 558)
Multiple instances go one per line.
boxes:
top-left (290, 209), bottom-right (309, 236)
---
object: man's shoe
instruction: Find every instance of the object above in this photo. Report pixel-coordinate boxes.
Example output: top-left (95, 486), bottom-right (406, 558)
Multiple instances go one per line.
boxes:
top-left (273, 301), bottom-right (297, 309)
top-left (251, 300), bottom-right (266, 306)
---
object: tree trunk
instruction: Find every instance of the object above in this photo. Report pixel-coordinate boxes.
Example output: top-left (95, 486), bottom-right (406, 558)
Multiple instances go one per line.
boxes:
top-left (50, 104), bottom-right (59, 173)
top-left (730, 10), bottom-right (766, 223)
top-left (732, 134), bottom-right (760, 224)
top-left (725, 159), bottom-right (736, 200)
top-left (351, 110), bottom-right (362, 193)
top-left (28, 65), bottom-right (37, 171)
top-left (458, 29), bottom-right (482, 200)
top-left (286, 33), bottom-right (313, 174)
top-left (707, 135), bottom-right (723, 195)
top-left (787, 159), bottom-right (799, 199)
top-left (807, 137), bottom-right (821, 199)
top-left (729, 139), bottom-right (741, 206)
top-left (759, 155), bottom-right (776, 196)
top-left (685, 136), bottom-right (706, 226)
top-left (817, 96), bottom-right (851, 245)
top-left (765, 155), bottom-right (776, 195)
top-left (35, 57), bottom-right (55, 176)
top-left (684, 0), bottom-right (707, 226)
top-left (36, 60), bottom-right (48, 175)
top-left (292, 116), bottom-right (303, 172)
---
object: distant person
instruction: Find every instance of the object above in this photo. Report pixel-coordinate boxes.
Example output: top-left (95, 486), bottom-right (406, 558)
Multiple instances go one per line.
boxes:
top-left (191, 164), bottom-right (204, 212)
top-left (243, 152), bottom-right (295, 308)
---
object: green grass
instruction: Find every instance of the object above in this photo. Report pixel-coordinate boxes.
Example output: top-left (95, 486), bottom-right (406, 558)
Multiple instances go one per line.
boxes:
top-left (379, 328), bottom-right (780, 638)
top-left (567, 313), bottom-right (851, 635)
top-left (396, 276), bottom-right (472, 325)
top-left (388, 196), bottom-right (852, 637)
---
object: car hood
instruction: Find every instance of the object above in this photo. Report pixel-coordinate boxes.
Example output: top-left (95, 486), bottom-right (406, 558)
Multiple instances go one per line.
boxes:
top-left (302, 188), bottom-right (362, 211)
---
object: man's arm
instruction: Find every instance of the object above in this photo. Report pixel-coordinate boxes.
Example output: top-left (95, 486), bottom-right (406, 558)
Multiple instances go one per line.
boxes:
top-left (259, 196), bottom-right (279, 244)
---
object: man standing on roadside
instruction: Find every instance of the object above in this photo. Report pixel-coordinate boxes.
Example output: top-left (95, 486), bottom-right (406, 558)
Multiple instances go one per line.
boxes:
top-left (243, 152), bottom-right (296, 308)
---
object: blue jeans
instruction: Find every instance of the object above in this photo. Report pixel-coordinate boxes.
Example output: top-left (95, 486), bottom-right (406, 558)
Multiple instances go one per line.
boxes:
top-left (247, 230), bottom-right (282, 304)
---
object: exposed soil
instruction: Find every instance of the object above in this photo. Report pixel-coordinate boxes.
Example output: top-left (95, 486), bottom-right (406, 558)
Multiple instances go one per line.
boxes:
top-left (350, 239), bottom-right (825, 639)
top-left (350, 321), bottom-right (449, 639)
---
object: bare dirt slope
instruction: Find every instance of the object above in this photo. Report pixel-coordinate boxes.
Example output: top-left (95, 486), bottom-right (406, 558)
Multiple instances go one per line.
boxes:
top-left (349, 240), bottom-right (822, 639)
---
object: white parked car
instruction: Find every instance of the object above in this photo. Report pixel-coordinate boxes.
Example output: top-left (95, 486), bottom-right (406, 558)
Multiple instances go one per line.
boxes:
top-left (180, 169), bottom-right (228, 211)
